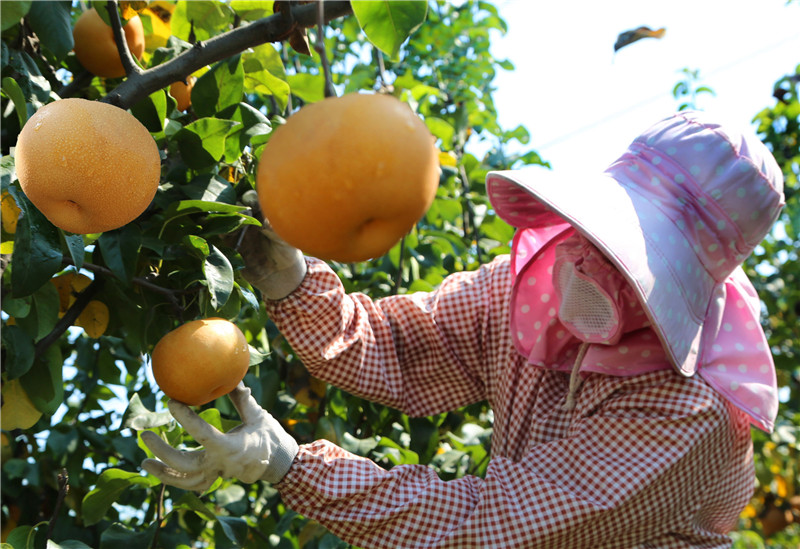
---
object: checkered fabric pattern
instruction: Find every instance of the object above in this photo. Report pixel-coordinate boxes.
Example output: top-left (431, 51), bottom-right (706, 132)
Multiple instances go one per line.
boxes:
top-left (268, 257), bottom-right (755, 549)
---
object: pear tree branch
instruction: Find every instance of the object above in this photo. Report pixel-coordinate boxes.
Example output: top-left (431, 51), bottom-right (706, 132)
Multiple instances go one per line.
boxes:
top-left (100, 1), bottom-right (354, 110)
top-left (105, 0), bottom-right (143, 78)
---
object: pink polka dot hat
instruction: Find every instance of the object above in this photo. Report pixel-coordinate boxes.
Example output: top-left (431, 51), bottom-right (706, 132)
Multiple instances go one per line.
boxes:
top-left (487, 111), bottom-right (785, 432)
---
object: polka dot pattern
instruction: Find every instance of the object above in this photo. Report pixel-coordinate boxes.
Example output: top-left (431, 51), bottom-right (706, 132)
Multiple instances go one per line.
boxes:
top-left (696, 267), bottom-right (778, 431)
top-left (510, 227), bottom-right (672, 381)
top-left (487, 111), bottom-right (783, 432)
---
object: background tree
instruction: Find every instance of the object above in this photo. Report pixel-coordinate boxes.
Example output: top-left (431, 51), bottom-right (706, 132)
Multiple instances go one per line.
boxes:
top-left (0, 1), bottom-right (797, 548)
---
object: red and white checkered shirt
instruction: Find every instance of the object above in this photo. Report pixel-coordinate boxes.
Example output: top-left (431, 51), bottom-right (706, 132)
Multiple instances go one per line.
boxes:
top-left (268, 257), bottom-right (755, 548)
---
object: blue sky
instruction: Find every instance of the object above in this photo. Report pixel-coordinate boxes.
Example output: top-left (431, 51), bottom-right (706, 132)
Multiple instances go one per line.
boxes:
top-left (490, 0), bottom-right (800, 172)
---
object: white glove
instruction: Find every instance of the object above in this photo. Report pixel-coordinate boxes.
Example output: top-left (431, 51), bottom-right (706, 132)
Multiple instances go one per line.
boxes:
top-left (238, 190), bottom-right (307, 301)
top-left (141, 383), bottom-right (299, 491)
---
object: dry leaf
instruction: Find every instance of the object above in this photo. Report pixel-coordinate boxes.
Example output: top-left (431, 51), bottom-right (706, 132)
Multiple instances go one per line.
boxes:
top-left (614, 26), bottom-right (666, 52)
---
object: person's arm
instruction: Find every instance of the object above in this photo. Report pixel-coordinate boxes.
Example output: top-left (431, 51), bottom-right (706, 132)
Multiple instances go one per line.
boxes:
top-left (275, 371), bottom-right (753, 548)
top-left (266, 257), bottom-right (508, 416)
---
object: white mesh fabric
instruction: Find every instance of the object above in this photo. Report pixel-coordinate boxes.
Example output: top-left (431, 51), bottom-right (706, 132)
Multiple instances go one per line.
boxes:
top-left (555, 260), bottom-right (617, 341)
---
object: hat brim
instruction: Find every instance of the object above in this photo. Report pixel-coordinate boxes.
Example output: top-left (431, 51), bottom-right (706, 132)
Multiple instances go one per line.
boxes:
top-left (487, 166), bottom-right (716, 376)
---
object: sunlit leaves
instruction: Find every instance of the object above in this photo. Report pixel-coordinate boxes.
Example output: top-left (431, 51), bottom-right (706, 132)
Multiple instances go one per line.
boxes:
top-left (171, 0), bottom-right (233, 42)
top-left (193, 55), bottom-right (244, 117)
top-left (352, 1), bottom-right (428, 60)
top-left (174, 117), bottom-right (240, 169)
top-left (242, 43), bottom-right (289, 111)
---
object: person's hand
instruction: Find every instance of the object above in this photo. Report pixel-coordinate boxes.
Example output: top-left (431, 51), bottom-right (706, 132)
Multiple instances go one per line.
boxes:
top-left (141, 383), bottom-right (299, 492)
top-left (237, 190), bottom-right (306, 301)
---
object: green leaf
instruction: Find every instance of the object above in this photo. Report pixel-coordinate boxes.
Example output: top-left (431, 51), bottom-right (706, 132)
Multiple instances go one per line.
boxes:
top-left (62, 232), bottom-right (85, 271)
top-left (424, 117), bottom-right (455, 144)
top-left (287, 73), bottom-right (325, 104)
top-left (171, 1), bottom-right (233, 42)
top-left (216, 516), bottom-right (249, 545)
top-left (183, 234), bottom-right (211, 258)
top-left (6, 49), bottom-right (51, 106)
top-left (98, 225), bottom-right (142, 284)
top-left (82, 468), bottom-right (158, 526)
top-left (204, 245), bottom-right (234, 309)
top-left (4, 523), bottom-right (46, 549)
top-left (1, 76), bottom-right (29, 127)
top-left (7, 186), bottom-right (63, 298)
top-left (242, 43), bottom-right (289, 111)
top-left (230, 1), bottom-right (274, 21)
top-left (162, 200), bottom-right (247, 227)
top-left (219, 103), bottom-right (272, 162)
top-left (15, 280), bottom-right (60, 341)
top-left (182, 174), bottom-right (237, 204)
top-left (20, 345), bottom-right (63, 415)
top-left (193, 55), bottom-right (245, 118)
top-left (98, 522), bottom-right (157, 549)
top-left (1, 325), bottom-right (35, 379)
top-left (27, 1), bottom-right (73, 60)
top-left (175, 491), bottom-right (217, 520)
top-left (2, 295), bottom-right (32, 318)
top-left (129, 90), bottom-right (168, 133)
top-left (351, 1), bottom-right (428, 60)
top-left (123, 394), bottom-right (173, 430)
top-left (1, 1), bottom-right (31, 31)
top-left (340, 433), bottom-right (380, 456)
top-left (372, 436), bottom-right (419, 465)
top-left (174, 118), bottom-right (240, 170)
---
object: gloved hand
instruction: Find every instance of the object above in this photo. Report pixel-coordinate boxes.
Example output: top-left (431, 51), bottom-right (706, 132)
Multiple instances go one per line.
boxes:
top-left (141, 383), bottom-right (299, 491)
top-left (237, 190), bottom-right (307, 301)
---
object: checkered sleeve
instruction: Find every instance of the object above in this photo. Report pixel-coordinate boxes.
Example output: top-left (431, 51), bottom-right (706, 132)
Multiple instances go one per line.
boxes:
top-left (265, 257), bottom-right (499, 416)
top-left (276, 371), bottom-right (752, 548)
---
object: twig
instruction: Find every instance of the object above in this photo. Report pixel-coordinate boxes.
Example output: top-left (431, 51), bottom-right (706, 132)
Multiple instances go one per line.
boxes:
top-left (315, 2), bottom-right (336, 98)
top-left (104, 0), bottom-right (143, 78)
top-left (102, 1), bottom-right (353, 109)
top-left (45, 468), bottom-right (69, 541)
top-left (375, 48), bottom-right (392, 93)
top-left (34, 278), bottom-right (103, 360)
top-left (75, 260), bottom-right (189, 304)
top-left (149, 484), bottom-right (166, 549)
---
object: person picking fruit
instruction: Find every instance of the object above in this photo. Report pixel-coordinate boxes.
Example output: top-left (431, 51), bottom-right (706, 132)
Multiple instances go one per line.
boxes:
top-left (142, 111), bottom-right (785, 548)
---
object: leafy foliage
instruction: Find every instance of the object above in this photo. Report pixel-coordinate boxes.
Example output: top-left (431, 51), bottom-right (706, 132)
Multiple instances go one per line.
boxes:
top-left (0, 1), bottom-right (797, 548)
top-left (738, 63), bottom-right (800, 549)
top-left (0, 2), bottom-right (528, 547)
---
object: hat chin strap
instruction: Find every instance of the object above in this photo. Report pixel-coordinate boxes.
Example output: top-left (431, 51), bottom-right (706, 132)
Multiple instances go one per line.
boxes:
top-left (562, 342), bottom-right (590, 411)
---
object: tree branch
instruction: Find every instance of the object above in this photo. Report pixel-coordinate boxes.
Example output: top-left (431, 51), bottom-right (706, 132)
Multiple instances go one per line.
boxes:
top-left (45, 469), bottom-right (69, 542)
top-left (316, 2), bottom-right (336, 98)
top-left (102, 1), bottom-right (353, 109)
top-left (105, 1), bottom-right (143, 78)
top-left (35, 278), bottom-right (103, 360)
top-left (76, 260), bottom-right (187, 302)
